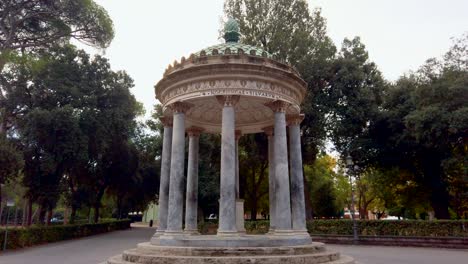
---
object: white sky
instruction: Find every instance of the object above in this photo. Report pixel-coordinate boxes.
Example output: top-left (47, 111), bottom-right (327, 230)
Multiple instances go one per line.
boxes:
top-left (79, 0), bottom-right (468, 118)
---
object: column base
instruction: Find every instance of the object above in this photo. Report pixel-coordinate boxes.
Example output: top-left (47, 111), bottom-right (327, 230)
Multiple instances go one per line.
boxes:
top-left (184, 229), bottom-right (200, 235)
top-left (217, 230), bottom-right (241, 237)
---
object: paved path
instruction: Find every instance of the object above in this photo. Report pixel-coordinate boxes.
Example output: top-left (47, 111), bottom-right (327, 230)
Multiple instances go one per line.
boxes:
top-left (1, 226), bottom-right (467, 264)
top-left (0, 225), bottom-right (156, 264)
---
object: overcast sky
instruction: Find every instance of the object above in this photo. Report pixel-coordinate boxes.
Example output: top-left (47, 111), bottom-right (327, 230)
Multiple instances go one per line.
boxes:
top-left (79, 0), bottom-right (468, 117)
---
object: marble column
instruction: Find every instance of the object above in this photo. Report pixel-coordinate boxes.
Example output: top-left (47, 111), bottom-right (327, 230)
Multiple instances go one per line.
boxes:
top-left (154, 117), bottom-right (173, 236)
top-left (263, 126), bottom-right (276, 232)
top-left (288, 114), bottom-right (307, 233)
top-left (165, 102), bottom-right (191, 234)
top-left (184, 127), bottom-right (203, 234)
top-left (235, 130), bottom-right (241, 199)
top-left (235, 130), bottom-right (245, 233)
top-left (268, 100), bottom-right (292, 232)
top-left (217, 95), bottom-right (239, 235)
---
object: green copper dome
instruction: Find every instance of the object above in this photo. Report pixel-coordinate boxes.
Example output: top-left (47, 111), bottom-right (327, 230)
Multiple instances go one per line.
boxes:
top-left (194, 19), bottom-right (274, 59)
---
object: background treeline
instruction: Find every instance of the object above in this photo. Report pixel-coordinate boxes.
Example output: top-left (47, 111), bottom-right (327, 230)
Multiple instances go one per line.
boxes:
top-left (0, 0), bottom-right (466, 227)
top-left (0, 0), bottom-right (160, 225)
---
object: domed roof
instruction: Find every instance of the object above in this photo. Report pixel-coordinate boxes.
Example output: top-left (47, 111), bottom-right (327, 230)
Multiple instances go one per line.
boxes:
top-left (194, 18), bottom-right (274, 59)
top-left (194, 42), bottom-right (274, 59)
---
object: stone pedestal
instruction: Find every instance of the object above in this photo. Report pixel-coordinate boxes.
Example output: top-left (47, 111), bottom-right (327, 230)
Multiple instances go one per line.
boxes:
top-left (236, 199), bottom-right (246, 233)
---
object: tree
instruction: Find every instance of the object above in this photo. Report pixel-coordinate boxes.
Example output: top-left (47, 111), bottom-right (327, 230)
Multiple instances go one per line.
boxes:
top-left (367, 34), bottom-right (468, 219)
top-left (224, 0), bottom-right (337, 220)
top-left (304, 154), bottom-right (349, 218)
top-left (239, 134), bottom-right (269, 220)
top-left (3, 45), bottom-right (140, 223)
top-left (0, 0), bottom-right (114, 71)
top-left (325, 37), bottom-right (386, 162)
top-left (0, 136), bottom-right (23, 208)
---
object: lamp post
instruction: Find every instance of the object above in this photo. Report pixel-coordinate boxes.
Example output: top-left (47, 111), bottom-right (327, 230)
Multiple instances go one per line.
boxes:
top-left (345, 155), bottom-right (359, 243)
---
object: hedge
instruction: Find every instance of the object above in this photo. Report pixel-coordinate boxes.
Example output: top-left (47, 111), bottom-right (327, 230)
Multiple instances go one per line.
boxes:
top-left (307, 220), bottom-right (468, 237)
top-left (199, 220), bottom-right (467, 237)
top-left (1, 219), bottom-right (131, 250)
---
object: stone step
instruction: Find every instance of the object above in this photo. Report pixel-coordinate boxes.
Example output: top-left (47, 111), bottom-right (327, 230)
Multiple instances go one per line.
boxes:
top-left (328, 255), bottom-right (356, 264)
top-left (132, 242), bottom-right (326, 256)
top-left (121, 250), bottom-right (341, 264)
top-left (106, 255), bottom-right (132, 264)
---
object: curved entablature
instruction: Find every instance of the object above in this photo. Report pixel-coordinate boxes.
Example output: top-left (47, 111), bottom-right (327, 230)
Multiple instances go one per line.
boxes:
top-left (155, 56), bottom-right (306, 104)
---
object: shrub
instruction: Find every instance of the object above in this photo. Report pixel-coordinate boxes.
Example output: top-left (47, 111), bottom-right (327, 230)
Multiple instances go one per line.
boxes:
top-left (307, 220), bottom-right (468, 237)
top-left (199, 219), bottom-right (468, 237)
top-left (1, 219), bottom-right (131, 250)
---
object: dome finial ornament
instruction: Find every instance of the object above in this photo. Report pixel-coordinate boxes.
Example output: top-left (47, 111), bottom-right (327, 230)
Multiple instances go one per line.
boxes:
top-left (224, 18), bottom-right (240, 43)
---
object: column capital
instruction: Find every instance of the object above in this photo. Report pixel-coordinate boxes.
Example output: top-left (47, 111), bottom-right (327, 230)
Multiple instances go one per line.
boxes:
top-left (169, 101), bottom-right (193, 114)
top-left (187, 126), bottom-right (204, 137)
top-left (265, 100), bottom-right (290, 113)
top-left (286, 114), bottom-right (305, 126)
top-left (262, 126), bottom-right (274, 137)
top-left (216, 95), bottom-right (240, 107)
top-left (235, 130), bottom-right (242, 140)
top-left (160, 116), bottom-right (173, 127)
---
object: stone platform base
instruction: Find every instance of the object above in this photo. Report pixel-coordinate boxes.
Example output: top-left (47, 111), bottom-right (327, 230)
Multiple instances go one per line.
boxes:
top-left (106, 241), bottom-right (355, 264)
top-left (152, 233), bottom-right (313, 247)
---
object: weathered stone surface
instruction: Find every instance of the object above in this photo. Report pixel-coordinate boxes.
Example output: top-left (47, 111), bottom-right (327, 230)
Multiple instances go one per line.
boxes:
top-left (165, 111), bottom-right (186, 234)
top-left (184, 128), bottom-right (201, 234)
top-left (155, 233), bottom-right (312, 248)
top-left (218, 98), bottom-right (237, 235)
top-left (289, 122), bottom-right (307, 232)
top-left (272, 108), bottom-right (292, 231)
top-left (153, 125), bottom-right (172, 236)
top-left (235, 199), bottom-right (246, 233)
top-left (107, 241), bottom-right (356, 264)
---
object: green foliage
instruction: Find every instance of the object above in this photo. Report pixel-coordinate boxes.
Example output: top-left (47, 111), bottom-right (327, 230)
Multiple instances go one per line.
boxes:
top-left (200, 219), bottom-right (468, 237)
top-left (0, 0), bottom-right (114, 61)
top-left (239, 134), bottom-right (269, 220)
top-left (224, 0), bottom-right (337, 162)
top-left (307, 220), bottom-right (468, 237)
top-left (365, 34), bottom-right (468, 219)
top-left (325, 37), bottom-right (386, 161)
top-left (0, 219), bottom-right (130, 250)
top-left (304, 155), bottom-right (349, 218)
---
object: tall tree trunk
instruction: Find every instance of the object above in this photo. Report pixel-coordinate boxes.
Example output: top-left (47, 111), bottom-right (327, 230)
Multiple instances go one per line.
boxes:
top-left (0, 201), bottom-right (4, 225)
top-left (22, 201), bottom-right (27, 227)
top-left (46, 208), bottom-right (53, 226)
top-left (38, 205), bottom-right (46, 225)
top-left (93, 204), bottom-right (100, 223)
top-left (26, 200), bottom-right (33, 226)
top-left (13, 206), bottom-right (18, 227)
top-left (63, 207), bottom-right (69, 225)
top-left (70, 206), bottom-right (77, 224)
top-left (424, 154), bottom-right (450, 219)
